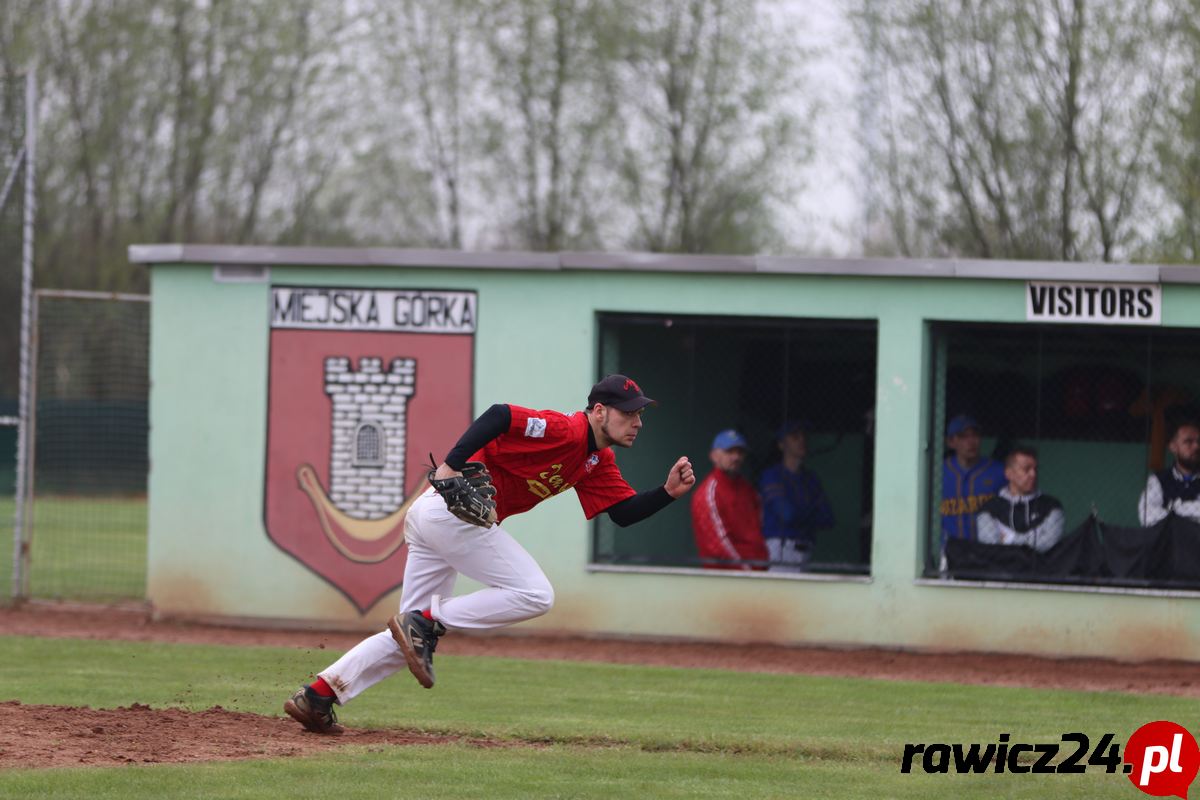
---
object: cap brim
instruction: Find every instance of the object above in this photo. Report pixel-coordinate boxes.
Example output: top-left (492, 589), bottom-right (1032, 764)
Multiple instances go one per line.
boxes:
top-left (610, 396), bottom-right (656, 412)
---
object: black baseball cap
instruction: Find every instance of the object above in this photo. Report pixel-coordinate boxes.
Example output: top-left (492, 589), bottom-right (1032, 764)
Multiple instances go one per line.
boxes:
top-left (587, 374), bottom-right (657, 412)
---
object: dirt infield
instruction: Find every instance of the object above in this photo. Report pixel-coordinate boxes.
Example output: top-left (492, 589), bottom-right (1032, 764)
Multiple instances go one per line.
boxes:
top-left (2, 603), bottom-right (1198, 768)
top-left (0, 701), bottom-right (491, 768)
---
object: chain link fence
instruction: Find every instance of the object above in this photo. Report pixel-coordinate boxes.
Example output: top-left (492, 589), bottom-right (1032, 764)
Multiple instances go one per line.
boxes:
top-left (931, 322), bottom-right (1200, 590)
top-left (17, 291), bottom-right (150, 601)
top-left (592, 313), bottom-right (876, 575)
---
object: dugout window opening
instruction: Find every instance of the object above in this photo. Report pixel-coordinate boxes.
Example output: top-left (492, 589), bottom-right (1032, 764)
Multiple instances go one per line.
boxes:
top-left (591, 312), bottom-right (877, 577)
top-left (927, 321), bottom-right (1200, 591)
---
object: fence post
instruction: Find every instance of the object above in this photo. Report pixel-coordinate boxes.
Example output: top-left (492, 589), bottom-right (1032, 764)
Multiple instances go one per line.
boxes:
top-left (12, 69), bottom-right (36, 600)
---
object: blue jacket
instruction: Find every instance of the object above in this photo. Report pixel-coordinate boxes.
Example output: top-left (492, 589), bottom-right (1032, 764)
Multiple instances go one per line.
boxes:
top-left (759, 463), bottom-right (834, 546)
top-left (940, 456), bottom-right (1006, 544)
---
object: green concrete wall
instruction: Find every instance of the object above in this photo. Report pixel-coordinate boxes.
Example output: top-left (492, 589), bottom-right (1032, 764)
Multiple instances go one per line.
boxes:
top-left (145, 261), bottom-right (1200, 660)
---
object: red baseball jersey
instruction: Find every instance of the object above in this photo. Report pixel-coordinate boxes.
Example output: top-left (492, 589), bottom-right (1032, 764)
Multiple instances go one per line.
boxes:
top-left (472, 405), bottom-right (636, 522)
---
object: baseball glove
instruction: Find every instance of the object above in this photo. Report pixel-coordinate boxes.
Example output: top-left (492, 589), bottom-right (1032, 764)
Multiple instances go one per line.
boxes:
top-left (428, 460), bottom-right (498, 528)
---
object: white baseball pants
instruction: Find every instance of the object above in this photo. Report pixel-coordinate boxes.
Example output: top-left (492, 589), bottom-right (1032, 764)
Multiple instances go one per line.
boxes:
top-left (318, 489), bottom-right (554, 704)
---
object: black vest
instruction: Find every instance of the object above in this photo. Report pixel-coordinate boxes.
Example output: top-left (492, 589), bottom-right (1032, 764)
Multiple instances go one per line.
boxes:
top-left (1154, 468), bottom-right (1200, 508)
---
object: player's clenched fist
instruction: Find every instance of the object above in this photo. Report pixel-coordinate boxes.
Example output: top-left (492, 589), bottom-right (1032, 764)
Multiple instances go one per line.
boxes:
top-left (665, 456), bottom-right (696, 498)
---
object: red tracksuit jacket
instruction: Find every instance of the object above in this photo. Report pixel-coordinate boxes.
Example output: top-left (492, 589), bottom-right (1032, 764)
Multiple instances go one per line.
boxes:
top-left (689, 469), bottom-right (768, 570)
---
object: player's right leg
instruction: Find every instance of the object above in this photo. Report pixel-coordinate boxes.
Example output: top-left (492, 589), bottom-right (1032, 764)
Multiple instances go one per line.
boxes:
top-left (389, 491), bottom-right (554, 687)
top-left (285, 491), bottom-right (457, 726)
top-left (285, 627), bottom-right (412, 733)
top-left (403, 487), bottom-right (554, 628)
top-left (283, 684), bottom-right (344, 735)
top-left (429, 522), bottom-right (554, 627)
top-left (389, 490), bottom-right (458, 688)
top-left (323, 492), bottom-right (458, 695)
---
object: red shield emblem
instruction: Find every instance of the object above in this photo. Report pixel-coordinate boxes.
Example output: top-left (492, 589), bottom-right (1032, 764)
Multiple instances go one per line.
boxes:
top-left (264, 287), bottom-right (476, 613)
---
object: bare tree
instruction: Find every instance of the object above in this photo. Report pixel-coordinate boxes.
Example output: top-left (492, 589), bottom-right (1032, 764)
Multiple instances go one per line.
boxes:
top-left (477, 0), bottom-right (620, 251)
top-left (40, 0), bottom-right (174, 290)
top-left (10, 0), bottom-right (819, 297)
top-left (30, 0), bottom-right (354, 291)
top-left (1152, 0), bottom-right (1200, 261)
top-left (609, 0), bottom-right (808, 254)
top-left (854, 0), bottom-right (1178, 262)
top-left (365, 0), bottom-right (478, 248)
top-left (202, 0), bottom-right (352, 244)
top-left (159, 0), bottom-right (230, 242)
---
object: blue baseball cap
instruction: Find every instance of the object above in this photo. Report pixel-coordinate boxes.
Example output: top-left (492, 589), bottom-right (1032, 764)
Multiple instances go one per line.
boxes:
top-left (711, 429), bottom-right (749, 451)
top-left (946, 414), bottom-right (980, 437)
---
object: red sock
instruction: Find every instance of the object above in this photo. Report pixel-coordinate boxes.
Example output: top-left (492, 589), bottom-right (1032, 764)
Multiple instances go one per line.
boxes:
top-left (309, 677), bottom-right (335, 697)
top-left (421, 609), bottom-right (435, 621)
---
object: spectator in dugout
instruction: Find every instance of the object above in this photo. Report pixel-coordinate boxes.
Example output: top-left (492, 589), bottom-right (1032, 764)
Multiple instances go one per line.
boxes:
top-left (758, 420), bottom-right (834, 572)
top-left (940, 414), bottom-right (1006, 549)
top-left (690, 429), bottom-right (768, 570)
top-left (1138, 417), bottom-right (1200, 526)
top-left (975, 445), bottom-right (1065, 553)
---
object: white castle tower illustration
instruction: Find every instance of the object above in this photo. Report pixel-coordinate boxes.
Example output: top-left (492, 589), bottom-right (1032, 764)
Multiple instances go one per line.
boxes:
top-left (324, 356), bottom-right (416, 520)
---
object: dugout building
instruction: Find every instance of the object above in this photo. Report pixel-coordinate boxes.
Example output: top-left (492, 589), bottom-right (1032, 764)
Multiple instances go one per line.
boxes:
top-left (131, 244), bottom-right (1200, 660)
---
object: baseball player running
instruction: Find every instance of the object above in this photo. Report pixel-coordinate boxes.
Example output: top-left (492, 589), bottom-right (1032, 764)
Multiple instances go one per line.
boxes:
top-left (285, 374), bottom-right (696, 734)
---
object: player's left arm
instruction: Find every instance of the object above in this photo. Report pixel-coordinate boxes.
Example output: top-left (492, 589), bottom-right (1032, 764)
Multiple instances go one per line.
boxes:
top-left (604, 457), bottom-right (696, 528)
top-left (663, 456), bottom-right (696, 498)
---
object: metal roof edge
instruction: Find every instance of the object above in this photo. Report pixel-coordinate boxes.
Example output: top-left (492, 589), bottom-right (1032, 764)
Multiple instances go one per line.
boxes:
top-left (756, 256), bottom-right (955, 277)
top-left (952, 258), bottom-right (1161, 282)
top-left (364, 248), bottom-right (559, 269)
top-left (560, 251), bottom-right (756, 272)
top-left (128, 244), bottom-right (559, 270)
top-left (1158, 264), bottom-right (1200, 284)
top-left (127, 243), bottom-right (1199, 284)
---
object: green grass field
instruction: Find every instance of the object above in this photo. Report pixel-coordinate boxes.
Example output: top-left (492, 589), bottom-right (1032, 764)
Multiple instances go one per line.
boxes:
top-left (0, 634), bottom-right (1189, 799)
top-left (0, 496), bottom-right (146, 602)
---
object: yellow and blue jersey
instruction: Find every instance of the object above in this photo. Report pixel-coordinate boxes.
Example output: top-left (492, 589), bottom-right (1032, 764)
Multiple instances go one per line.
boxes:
top-left (940, 456), bottom-right (1006, 544)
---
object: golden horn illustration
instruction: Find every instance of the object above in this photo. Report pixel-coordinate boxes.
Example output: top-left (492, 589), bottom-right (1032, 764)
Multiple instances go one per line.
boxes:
top-left (297, 464), bottom-right (427, 563)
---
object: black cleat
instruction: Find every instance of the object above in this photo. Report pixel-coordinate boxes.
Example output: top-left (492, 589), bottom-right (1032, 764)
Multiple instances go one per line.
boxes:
top-left (388, 611), bottom-right (446, 689)
top-left (283, 685), bottom-right (344, 735)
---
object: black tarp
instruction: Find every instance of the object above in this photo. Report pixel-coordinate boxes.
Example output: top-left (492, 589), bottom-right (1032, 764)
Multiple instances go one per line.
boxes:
top-left (944, 514), bottom-right (1200, 589)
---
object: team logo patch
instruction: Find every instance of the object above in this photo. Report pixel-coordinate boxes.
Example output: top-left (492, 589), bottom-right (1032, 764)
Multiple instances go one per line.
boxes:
top-left (525, 417), bottom-right (547, 438)
top-left (264, 286), bottom-right (477, 613)
top-left (584, 453), bottom-right (600, 473)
